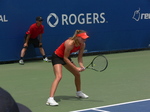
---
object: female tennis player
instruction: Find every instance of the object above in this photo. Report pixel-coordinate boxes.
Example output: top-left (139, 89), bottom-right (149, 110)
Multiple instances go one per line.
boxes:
top-left (46, 30), bottom-right (89, 106)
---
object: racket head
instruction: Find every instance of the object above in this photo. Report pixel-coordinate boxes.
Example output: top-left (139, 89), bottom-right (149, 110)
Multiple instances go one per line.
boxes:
top-left (86, 55), bottom-right (108, 72)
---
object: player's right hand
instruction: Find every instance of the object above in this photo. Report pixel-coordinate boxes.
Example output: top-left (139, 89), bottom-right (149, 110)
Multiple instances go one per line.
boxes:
top-left (77, 67), bottom-right (85, 72)
top-left (24, 43), bottom-right (28, 47)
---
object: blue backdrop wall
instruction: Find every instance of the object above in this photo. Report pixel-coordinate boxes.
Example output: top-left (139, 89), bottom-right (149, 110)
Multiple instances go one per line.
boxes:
top-left (0, 0), bottom-right (150, 62)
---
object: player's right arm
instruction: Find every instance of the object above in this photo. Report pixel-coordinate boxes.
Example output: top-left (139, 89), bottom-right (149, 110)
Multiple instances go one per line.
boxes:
top-left (63, 40), bottom-right (83, 72)
top-left (24, 34), bottom-right (30, 47)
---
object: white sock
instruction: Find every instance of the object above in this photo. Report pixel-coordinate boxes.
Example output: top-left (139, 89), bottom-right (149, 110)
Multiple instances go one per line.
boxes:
top-left (77, 91), bottom-right (82, 94)
top-left (49, 97), bottom-right (54, 100)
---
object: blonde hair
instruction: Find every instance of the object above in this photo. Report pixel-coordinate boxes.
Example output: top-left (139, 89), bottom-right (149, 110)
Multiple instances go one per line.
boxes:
top-left (69, 30), bottom-right (86, 46)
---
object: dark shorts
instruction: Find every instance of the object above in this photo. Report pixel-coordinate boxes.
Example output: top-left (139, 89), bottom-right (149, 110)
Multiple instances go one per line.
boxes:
top-left (52, 53), bottom-right (73, 66)
top-left (24, 34), bottom-right (42, 48)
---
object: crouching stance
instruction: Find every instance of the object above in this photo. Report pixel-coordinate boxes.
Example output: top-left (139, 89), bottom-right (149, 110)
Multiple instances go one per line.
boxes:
top-left (46, 30), bottom-right (89, 106)
top-left (19, 16), bottom-right (49, 65)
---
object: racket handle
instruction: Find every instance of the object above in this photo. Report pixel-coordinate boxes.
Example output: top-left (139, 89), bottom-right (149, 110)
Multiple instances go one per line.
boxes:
top-left (81, 67), bottom-right (85, 70)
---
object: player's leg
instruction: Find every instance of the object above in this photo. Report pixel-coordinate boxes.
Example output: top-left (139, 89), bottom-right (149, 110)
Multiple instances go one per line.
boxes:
top-left (39, 47), bottom-right (50, 62)
top-left (19, 35), bottom-right (28, 65)
top-left (50, 64), bottom-right (63, 97)
top-left (33, 39), bottom-right (49, 61)
top-left (64, 64), bottom-right (81, 91)
top-left (64, 64), bottom-right (89, 98)
top-left (19, 47), bottom-right (27, 65)
top-left (20, 47), bottom-right (27, 58)
top-left (46, 64), bottom-right (62, 106)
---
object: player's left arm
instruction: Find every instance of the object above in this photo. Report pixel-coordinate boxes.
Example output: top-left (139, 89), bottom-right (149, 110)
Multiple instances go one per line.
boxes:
top-left (39, 34), bottom-right (43, 45)
top-left (78, 43), bottom-right (85, 69)
top-left (39, 25), bottom-right (44, 45)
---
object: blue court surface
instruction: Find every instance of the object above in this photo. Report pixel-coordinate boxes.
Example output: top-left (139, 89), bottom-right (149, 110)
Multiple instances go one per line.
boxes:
top-left (70, 99), bottom-right (150, 112)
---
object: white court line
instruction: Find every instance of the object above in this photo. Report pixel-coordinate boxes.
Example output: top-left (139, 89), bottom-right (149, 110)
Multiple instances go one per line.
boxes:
top-left (70, 98), bottom-right (150, 112)
top-left (92, 108), bottom-right (110, 112)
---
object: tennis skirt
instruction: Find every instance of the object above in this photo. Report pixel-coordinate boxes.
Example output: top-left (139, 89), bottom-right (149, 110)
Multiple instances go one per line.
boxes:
top-left (51, 53), bottom-right (73, 66)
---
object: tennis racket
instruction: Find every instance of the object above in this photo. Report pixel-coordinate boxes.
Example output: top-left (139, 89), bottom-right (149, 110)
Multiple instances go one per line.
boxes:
top-left (85, 55), bottom-right (108, 72)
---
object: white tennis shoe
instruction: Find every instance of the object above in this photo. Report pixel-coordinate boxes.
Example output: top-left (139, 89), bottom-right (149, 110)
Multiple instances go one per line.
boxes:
top-left (76, 91), bottom-right (89, 98)
top-left (43, 57), bottom-right (50, 62)
top-left (19, 59), bottom-right (24, 65)
top-left (46, 98), bottom-right (59, 106)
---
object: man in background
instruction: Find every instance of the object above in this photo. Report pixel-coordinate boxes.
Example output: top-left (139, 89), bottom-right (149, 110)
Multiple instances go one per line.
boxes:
top-left (19, 16), bottom-right (49, 65)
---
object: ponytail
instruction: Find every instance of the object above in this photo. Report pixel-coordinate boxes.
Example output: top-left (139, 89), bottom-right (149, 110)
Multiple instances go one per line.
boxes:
top-left (69, 30), bottom-right (87, 46)
top-left (70, 30), bottom-right (86, 40)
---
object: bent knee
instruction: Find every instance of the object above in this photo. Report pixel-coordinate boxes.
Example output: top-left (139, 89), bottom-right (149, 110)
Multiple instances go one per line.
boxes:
top-left (73, 73), bottom-right (80, 77)
top-left (55, 75), bottom-right (62, 81)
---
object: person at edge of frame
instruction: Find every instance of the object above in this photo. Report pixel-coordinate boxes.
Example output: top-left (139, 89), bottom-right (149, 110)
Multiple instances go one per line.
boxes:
top-left (46, 30), bottom-right (89, 106)
top-left (19, 16), bottom-right (49, 65)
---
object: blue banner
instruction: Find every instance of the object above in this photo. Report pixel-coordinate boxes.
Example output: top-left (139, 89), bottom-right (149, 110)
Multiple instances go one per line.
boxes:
top-left (0, 0), bottom-right (150, 62)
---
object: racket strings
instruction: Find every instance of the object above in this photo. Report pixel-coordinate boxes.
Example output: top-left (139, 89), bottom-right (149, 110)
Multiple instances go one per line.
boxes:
top-left (92, 56), bottom-right (108, 71)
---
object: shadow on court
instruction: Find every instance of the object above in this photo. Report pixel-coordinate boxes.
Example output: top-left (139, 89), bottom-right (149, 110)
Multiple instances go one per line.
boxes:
top-left (55, 95), bottom-right (104, 103)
